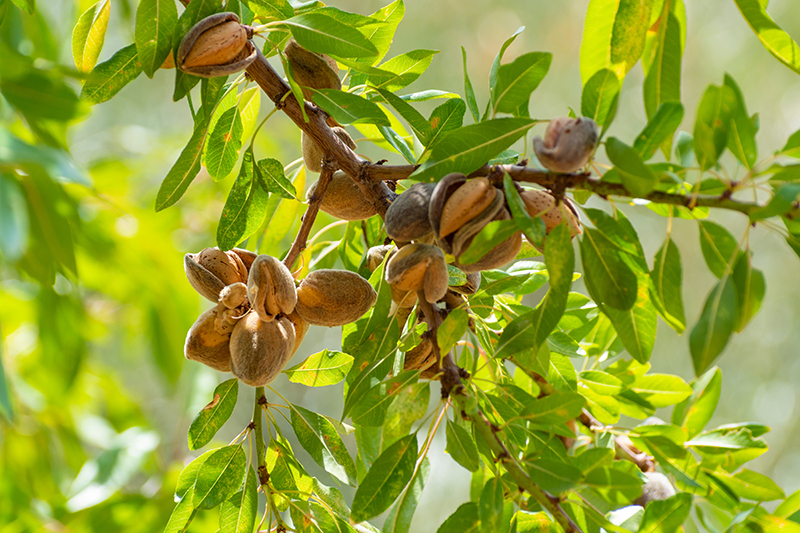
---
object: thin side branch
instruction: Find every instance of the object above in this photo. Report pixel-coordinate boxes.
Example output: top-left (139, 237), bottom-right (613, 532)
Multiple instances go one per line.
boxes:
top-left (283, 165), bottom-right (335, 270)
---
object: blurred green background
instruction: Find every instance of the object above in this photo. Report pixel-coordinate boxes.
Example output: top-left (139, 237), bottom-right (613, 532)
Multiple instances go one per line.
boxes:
top-left (1, 0), bottom-right (799, 531)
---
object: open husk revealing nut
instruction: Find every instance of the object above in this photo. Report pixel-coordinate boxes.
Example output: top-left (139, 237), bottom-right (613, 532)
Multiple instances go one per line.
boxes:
top-left (185, 247), bottom-right (250, 302)
top-left (519, 189), bottom-right (581, 250)
top-left (453, 207), bottom-right (522, 273)
top-left (367, 245), bottom-right (418, 308)
top-left (307, 170), bottom-right (377, 221)
top-left (177, 13), bottom-right (256, 78)
top-left (385, 243), bottom-right (449, 303)
top-left (247, 255), bottom-right (297, 322)
top-left (229, 312), bottom-right (296, 387)
top-left (533, 117), bottom-right (599, 173)
top-left (295, 269), bottom-right (377, 327)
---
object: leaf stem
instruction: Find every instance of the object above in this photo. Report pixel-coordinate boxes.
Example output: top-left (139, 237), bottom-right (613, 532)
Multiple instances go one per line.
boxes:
top-left (253, 386), bottom-right (287, 530)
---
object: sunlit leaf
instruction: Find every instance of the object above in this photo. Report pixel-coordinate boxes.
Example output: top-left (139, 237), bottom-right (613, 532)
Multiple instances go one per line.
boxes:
top-left (693, 84), bottom-right (736, 170)
top-left (206, 106), bottom-right (244, 180)
top-left (289, 403), bottom-right (357, 485)
top-left (462, 46), bottom-right (480, 122)
top-left (690, 278), bottom-right (737, 375)
top-left (365, 49), bottom-right (438, 92)
top-left (308, 88), bottom-right (390, 125)
top-left (350, 434), bottom-right (418, 523)
top-left (256, 158), bottom-right (297, 199)
top-left (733, 0), bottom-right (800, 75)
top-left (155, 118), bottom-right (210, 211)
top-left (634, 102), bottom-right (684, 161)
top-left (193, 445), bottom-right (247, 509)
top-left (279, 13), bottom-right (378, 58)
top-left (581, 228), bottom-right (638, 310)
top-left (581, 68), bottom-right (620, 128)
top-left (698, 220), bottom-right (738, 278)
top-left (219, 467), bottom-right (257, 533)
top-left (383, 458), bottom-right (430, 533)
top-left (723, 74), bottom-right (757, 169)
top-left (188, 379), bottom-right (238, 450)
top-left (135, 0), bottom-right (178, 78)
top-left (492, 52), bottom-right (552, 116)
top-left (426, 98), bottom-right (466, 150)
top-left (637, 493), bottom-right (692, 533)
top-left (72, 0), bottom-right (111, 74)
top-left (284, 349), bottom-right (354, 386)
top-left (650, 236), bottom-right (686, 333)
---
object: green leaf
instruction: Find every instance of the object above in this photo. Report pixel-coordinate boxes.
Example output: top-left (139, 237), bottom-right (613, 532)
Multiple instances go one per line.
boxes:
top-left (462, 46), bottom-right (480, 123)
top-left (643, 4), bottom-right (683, 122)
top-left (217, 152), bottom-right (269, 251)
top-left (714, 469), bottom-right (785, 501)
top-left (492, 52), bottom-right (552, 115)
top-left (693, 84), bottom-right (736, 170)
top-left (378, 124), bottom-right (416, 163)
top-left (426, 98), bottom-right (467, 150)
top-left (0, 324), bottom-right (14, 422)
top-left (775, 487), bottom-right (800, 518)
top-left (580, 0), bottom-right (656, 83)
top-left (650, 237), bottom-right (686, 333)
top-left (164, 486), bottom-right (197, 533)
top-left (2, 70), bottom-right (85, 121)
top-left (353, 0), bottom-right (404, 66)
top-left (486, 26), bottom-right (525, 116)
top-left (351, 371), bottom-right (419, 427)
top-left (731, 253), bottom-right (765, 332)
top-left (637, 493), bottom-right (692, 533)
top-left (135, 0), bottom-right (178, 78)
top-left (256, 158), bottom-right (297, 199)
top-left (206, 107), bottom-right (244, 180)
top-left (170, 0), bottom-right (218, 102)
top-left (0, 173), bottom-right (29, 262)
top-left (188, 379), bottom-right (238, 451)
top-left (374, 88), bottom-right (431, 142)
top-left (81, 44), bottom-right (143, 105)
top-left (308, 88), bottom-right (390, 125)
top-left (9, 0), bottom-right (33, 15)
top-left (581, 68), bottom-right (621, 128)
top-left (219, 467), bottom-right (257, 533)
top-left (437, 502), bottom-right (480, 533)
top-left (155, 118), bottom-right (210, 211)
top-left (521, 392), bottom-right (585, 425)
top-left (630, 374), bottom-right (692, 407)
top-left (504, 174), bottom-right (546, 248)
top-left (365, 49), bottom-right (437, 91)
top-left (605, 137), bottom-right (658, 196)
top-left (289, 403), bottom-right (357, 485)
top-left (458, 220), bottom-right (520, 266)
top-left (479, 476), bottom-right (506, 533)
top-left (411, 118), bottom-right (535, 182)
top-left (495, 224), bottom-right (574, 357)
top-left (265, 437), bottom-right (313, 496)
top-left (581, 228), bottom-right (638, 310)
top-left (284, 349), bottom-right (354, 386)
top-left (350, 434), bottom-right (418, 523)
top-left (580, 371), bottom-right (624, 396)
top-left (438, 308), bottom-right (469, 355)
top-left (528, 459), bottom-right (582, 495)
top-left (383, 458), bottom-right (430, 533)
top-left (279, 13), bottom-right (378, 58)
top-left (583, 466), bottom-right (643, 505)
top-left (751, 182), bottom-right (800, 221)
top-left (193, 445), bottom-right (247, 510)
top-left (72, 0), bottom-right (110, 74)
top-left (175, 449), bottom-right (217, 499)
top-left (672, 367), bottom-right (722, 439)
top-left (698, 220), bottom-right (738, 278)
top-left (690, 278), bottom-right (737, 375)
top-left (445, 421), bottom-right (480, 472)
top-left (634, 102), bottom-right (684, 161)
top-left (382, 382), bottom-right (430, 448)
top-left (733, 0), bottom-right (800, 75)
top-left (245, 0), bottom-right (294, 21)
top-left (723, 74), bottom-right (757, 169)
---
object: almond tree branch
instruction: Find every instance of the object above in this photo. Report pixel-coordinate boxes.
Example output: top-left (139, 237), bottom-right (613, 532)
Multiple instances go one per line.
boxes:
top-left (282, 164), bottom-right (334, 270)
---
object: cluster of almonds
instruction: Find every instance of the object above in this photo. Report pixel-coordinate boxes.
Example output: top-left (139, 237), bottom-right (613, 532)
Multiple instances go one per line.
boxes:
top-left (184, 248), bottom-right (376, 385)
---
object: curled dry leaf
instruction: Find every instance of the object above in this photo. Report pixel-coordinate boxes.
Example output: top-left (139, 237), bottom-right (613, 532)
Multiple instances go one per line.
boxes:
top-left (295, 269), bottom-right (377, 327)
top-left (533, 116), bottom-right (599, 173)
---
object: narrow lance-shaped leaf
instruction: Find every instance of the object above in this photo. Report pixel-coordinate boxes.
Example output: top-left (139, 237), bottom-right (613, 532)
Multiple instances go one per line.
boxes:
top-left (374, 88), bottom-right (431, 142)
top-left (193, 445), bottom-right (247, 509)
top-left (643, 2), bottom-right (684, 124)
top-left (445, 421), bottom-right (480, 472)
top-left (650, 236), bottom-right (686, 333)
top-left (731, 252), bottom-right (765, 332)
top-left (206, 106), bottom-right (244, 180)
top-left (308, 88), bottom-right (390, 125)
top-left (634, 102), bottom-right (684, 161)
top-left (672, 366), bottom-right (722, 439)
top-left (217, 150), bottom-right (270, 250)
top-left (504, 173), bottom-right (546, 249)
top-left (581, 68), bottom-right (620, 128)
top-left (495, 223), bottom-right (574, 358)
top-left (698, 220), bottom-right (739, 279)
top-left (723, 74), bottom-right (758, 169)
top-left (135, 0), bottom-right (179, 78)
top-left (605, 137), bottom-right (658, 196)
top-left (256, 158), bottom-right (297, 199)
top-left (278, 13), bottom-right (379, 58)
top-left (284, 349), bottom-right (354, 387)
top-left (383, 458), bottom-right (431, 533)
top-left (483, 26), bottom-right (525, 120)
top-left (219, 467), bottom-right (258, 533)
top-left (353, 0), bottom-right (404, 67)
top-left (462, 46), bottom-right (481, 122)
top-left (365, 49), bottom-right (438, 92)
top-left (733, 0), bottom-right (800, 76)
top-left (81, 44), bottom-right (143, 105)
top-left (72, 0), bottom-right (111, 74)
top-left (350, 434), bottom-right (418, 523)
top-left (411, 118), bottom-right (535, 182)
top-left (690, 277), bottom-right (737, 375)
top-left (289, 403), bottom-right (357, 486)
top-left (426, 98), bottom-right (466, 150)
top-left (492, 52), bottom-right (552, 116)
top-left (581, 228), bottom-right (638, 311)
top-left (693, 84), bottom-right (736, 171)
top-left (188, 379), bottom-right (239, 450)
top-left (155, 117), bottom-right (211, 211)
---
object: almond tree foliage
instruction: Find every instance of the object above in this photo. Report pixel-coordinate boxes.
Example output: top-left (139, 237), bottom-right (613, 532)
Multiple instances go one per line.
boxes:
top-left (2, 0), bottom-right (800, 532)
